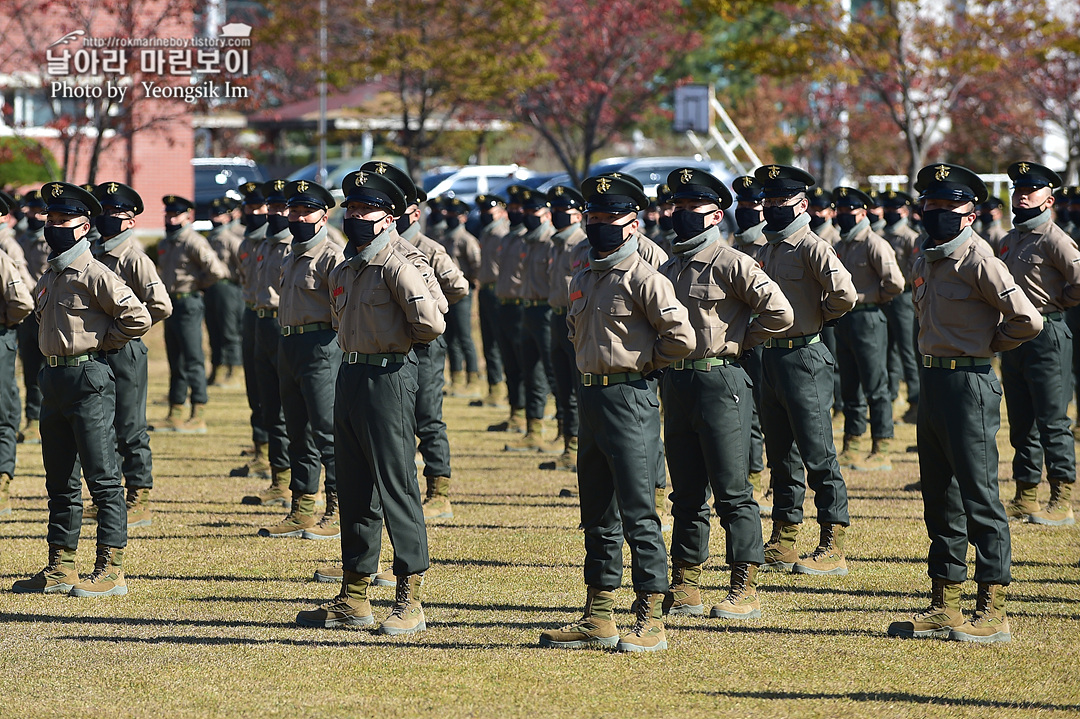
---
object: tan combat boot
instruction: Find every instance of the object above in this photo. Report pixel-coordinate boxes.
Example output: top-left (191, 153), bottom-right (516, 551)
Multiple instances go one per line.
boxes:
top-left (178, 403), bottom-right (208, 434)
top-left (540, 435), bottom-right (578, 472)
top-left (69, 545), bottom-right (127, 597)
top-left (12, 545), bottom-right (79, 594)
top-left (242, 466), bottom-right (291, 507)
top-left (0, 471), bottom-right (12, 516)
top-left (446, 370), bottom-right (465, 396)
top-left (1029, 480), bottom-right (1075, 526)
top-left (504, 417), bottom-right (545, 451)
top-left (126, 487), bottom-right (152, 528)
top-left (887, 577), bottom-right (964, 639)
top-left (836, 433), bottom-right (864, 467)
top-left (662, 559), bottom-right (704, 616)
top-left (710, 563), bottom-right (762, 619)
top-left (617, 592), bottom-right (668, 653)
top-left (230, 441), bottom-right (272, 479)
top-left (18, 418), bottom-right (40, 445)
top-left (762, 520), bottom-right (801, 572)
top-left (793, 523), bottom-right (849, 576)
top-left (950, 583), bottom-right (1011, 643)
top-left (852, 438), bottom-right (892, 471)
top-left (378, 573), bottom-right (427, 635)
top-left (313, 565), bottom-right (343, 583)
top-left (422, 476), bottom-right (453, 520)
top-left (656, 485), bottom-right (672, 532)
top-left (302, 491), bottom-right (340, 539)
top-left (295, 570), bottom-right (374, 628)
top-left (258, 492), bottom-right (317, 537)
top-left (465, 371), bottom-right (484, 398)
top-left (748, 471), bottom-right (771, 516)
top-left (150, 404), bottom-right (186, 433)
top-left (372, 562), bottom-right (396, 586)
top-left (1005, 481), bottom-right (1040, 520)
top-left (487, 406), bottom-right (525, 433)
top-left (539, 586), bottom-right (619, 648)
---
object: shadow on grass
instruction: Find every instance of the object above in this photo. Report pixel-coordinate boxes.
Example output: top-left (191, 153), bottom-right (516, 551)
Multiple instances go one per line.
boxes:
top-left (0, 612), bottom-right (297, 630)
top-left (183, 597), bottom-right (582, 614)
top-left (60, 634), bottom-right (516, 649)
top-left (673, 623), bottom-right (872, 638)
top-left (695, 689), bottom-right (1080, 712)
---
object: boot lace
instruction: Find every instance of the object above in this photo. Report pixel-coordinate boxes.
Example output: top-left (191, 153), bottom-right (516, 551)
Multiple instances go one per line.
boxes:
top-left (630, 597), bottom-right (652, 633)
top-left (84, 549), bottom-right (113, 584)
top-left (45, 549), bottom-right (63, 573)
top-left (723, 564), bottom-right (750, 603)
top-left (386, 580), bottom-right (412, 620)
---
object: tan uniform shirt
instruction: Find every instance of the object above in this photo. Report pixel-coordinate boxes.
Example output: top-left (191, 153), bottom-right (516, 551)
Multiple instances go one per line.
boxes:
top-left (390, 235), bottom-right (447, 314)
top-left (982, 221), bottom-right (1009, 255)
top-left (660, 231), bottom-right (793, 358)
top-left (835, 225), bottom-right (905, 305)
top-left (441, 225), bottom-right (482, 285)
top-left (237, 232), bottom-right (263, 305)
top-left (157, 225), bottom-right (228, 296)
top-left (883, 219), bottom-right (922, 288)
top-left (329, 239), bottom-right (445, 354)
top-left (567, 248), bottom-right (694, 374)
top-left (495, 227), bottom-right (528, 300)
top-left (999, 217), bottom-right (1080, 313)
top-left (912, 231), bottom-right (1042, 357)
top-left (732, 229), bottom-right (768, 264)
top-left (0, 224), bottom-right (33, 288)
top-left (404, 227), bottom-right (469, 305)
top-left (477, 218), bottom-right (510, 285)
top-left (758, 223), bottom-right (857, 337)
top-left (208, 224), bottom-right (244, 283)
top-left (34, 244), bottom-right (152, 356)
top-left (96, 233), bottom-right (173, 324)
top-left (548, 224), bottom-right (586, 308)
top-left (0, 249), bottom-right (33, 327)
top-left (279, 233), bottom-right (345, 327)
top-left (814, 220), bottom-right (841, 245)
top-left (18, 227), bottom-right (50, 282)
top-left (253, 230), bottom-right (292, 311)
top-left (634, 232), bottom-right (669, 270)
top-left (521, 223), bottom-right (555, 301)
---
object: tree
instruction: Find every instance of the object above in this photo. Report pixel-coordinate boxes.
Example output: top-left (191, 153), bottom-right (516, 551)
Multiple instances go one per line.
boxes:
top-left (514, 0), bottom-right (700, 186)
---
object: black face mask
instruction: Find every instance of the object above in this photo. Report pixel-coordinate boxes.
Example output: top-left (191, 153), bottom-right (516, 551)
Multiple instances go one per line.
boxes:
top-left (94, 215), bottom-right (125, 238)
top-left (552, 211), bottom-right (575, 230)
top-left (26, 216), bottom-right (46, 231)
top-left (479, 212), bottom-right (495, 227)
top-left (288, 220), bottom-right (319, 244)
top-left (734, 208), bottom-right (761, 232)
top-left (395, 214), bottom-right (413, 235)
top-left (835, 213), bottom-right (860, 234)
top-left (523, 215), bottom-right (543, 232)
top-left (643, 218), bottom-right (657, 229)
top-left (807, 214), bottom-right (827, 229)
top-left (762, 205), bottom-right (797, 231)
top-left (658, 215), bottom-right (673, 232)
top-left (585, 222), bottom-right (627, 253)
top-left (445, 214), bottom-right (461, 230)
top-left (343, 217), bottom-right (379, 246)
top-left (1070, 210), bottom-right (1080, 226)
top-left (164, 222), bottom-right (183, 237)
top-left (245, 213), bottom-right (267, 231)
top-left (44, 224), bottom-right (81, 254)
top-left (922, 208), bottom-right (966, 242)
top-left (884, 211), bottom-right (903, 226)
top-left (1013, 206), bottom-right (1044, 224)
top-left (266, 214), bottom-right (290, 235)
top-left (507, 210), bottom-right (525, 226)
top-left (671, 209), bottom-right (710, 240)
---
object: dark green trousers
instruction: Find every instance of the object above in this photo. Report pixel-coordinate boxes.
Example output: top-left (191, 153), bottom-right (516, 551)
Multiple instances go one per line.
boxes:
top-left (106, 339), bottom-right (152, 489)
top-left (663, 365), bottom-right (765, 566)
top-left (445, 294), bottom-right (478, 374)
top-left (41, 359), bottom-right (126, 549)
top-left (578, 379), bottom-right (667, 593)
top-left (0, 327), bottom-right (19, 476)
top-left (918, 366), bottom-right (1011, 584)
top-left (885, 291), bottom-right (920, 403)
top-left (164, 295), bottom-right (208, 406)
top-left (1067, 305), bottom-right (1080, 408)
top-left (836, 308), bottom-right (894, 439)
top-left (820, 326), bottom-right (842, 413)
top-left (278, 330), bottom-right (339, 494)
top-left (495, 302), bottom-right (525, 409)
top-left (242, 308), bottom-right (268, 445)
top-left (17, 316), bottom-right (42, 421)
top-left (760, 341), bottom-right (850, 526)
top-left (1000, 318), bottom-right (1076, 484)
top-left (414, 337), bottom-right (451, 479)
top-left (205, 280), bottom-right (243, 367)
top-left (254, 315), bottom-right (289, 470)
top-left (478, 286), bottom-right (503, 385)
top-left (742, 345), bottom-right (766, 475)
top-left (521, 305), bottom-right (553, 420)
top-left (336, 357), bottom-right (429, 576)
top-left (549, 312), bottom-right (578, 438)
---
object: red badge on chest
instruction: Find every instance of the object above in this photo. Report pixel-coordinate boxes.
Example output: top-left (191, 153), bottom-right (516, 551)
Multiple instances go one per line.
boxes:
top-left (569, 290), bottom-right (583, 301)
top-left (913, 276), bottom-right (925, 288)
top-left (332, 286), bottom-right (344, 297)
top-left (256, 255), bottom-right (264, 262)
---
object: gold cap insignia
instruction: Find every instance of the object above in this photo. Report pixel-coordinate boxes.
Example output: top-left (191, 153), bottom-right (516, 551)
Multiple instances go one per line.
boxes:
top-left (1017, 162), bottom-right (1030, 175)
top-left (742, 177), bottom-right (753, 188)
top-left (50, 183), bottom-right (64, 197)
top-left (356, 172), bottom-right (367, 186)
top-left (244, 183), bottom-right (255, 193)
top-left (554, 187), bottom-right (564, 195)
top-left (107, 183), bottom-right (119, 194)
top-left (523, 190), bottom-right (531, 200)
top-left (166, 195), bottom-right (176, 203)
top-left (839, 188), bottom-right (848, 197)
top-left (596, 178), bottom-right (611, 193)
top-left (934, 165), bottom-right (951, 181)
top-left (296, 181), bottom-right (309, 193)
top-left (767, 165), bottom-right (781, 180)
top-left (887, 190), bottom-right (896, 198)
top-left (273, 180), bottom-right (285, 191)
top-left (679, 168), bottom-right (694, 184)
top-left (375, 163), bottom-right (387, 174)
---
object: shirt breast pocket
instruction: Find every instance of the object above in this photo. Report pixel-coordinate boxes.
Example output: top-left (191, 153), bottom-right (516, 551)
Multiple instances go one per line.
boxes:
top-left (59, 292), bottom-right (92, 312)
top-left (687, 283), bottom-right (726, 327)
top-left (777, 264), bottom-right (804, 281)
top-left (359, 287), bottom-right (395, 331)
top-left (299, 275), bottom-right (322, 291)
top-left (938, 282), bottom-right (971, 301)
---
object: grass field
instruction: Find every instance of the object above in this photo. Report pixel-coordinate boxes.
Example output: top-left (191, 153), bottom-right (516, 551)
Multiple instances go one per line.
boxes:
top-left (2, 321), bottom-right (1080, 719)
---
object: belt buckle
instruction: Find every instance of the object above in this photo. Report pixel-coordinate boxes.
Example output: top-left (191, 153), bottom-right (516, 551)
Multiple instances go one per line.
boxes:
top-left (582, 373), bottom-right (593, 387)
top-left (602, 375), bottom-right (609, 386)
top-left (282, 326), bottom-right (291, 336)
top-left (347, 351), bottom-right (358, 364)
top-left (950, 359), bottom-right (957, 370)
top-left (785, 339), bottom-right (794, 349)
top-left (48, 355), bottom-right (58, 368)
top-left (764, 339), bottom-right (773, 349)
top-left (673, 360), bottom-right (684, 370)
top-left (923, 356), bottom-right (932, 368)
